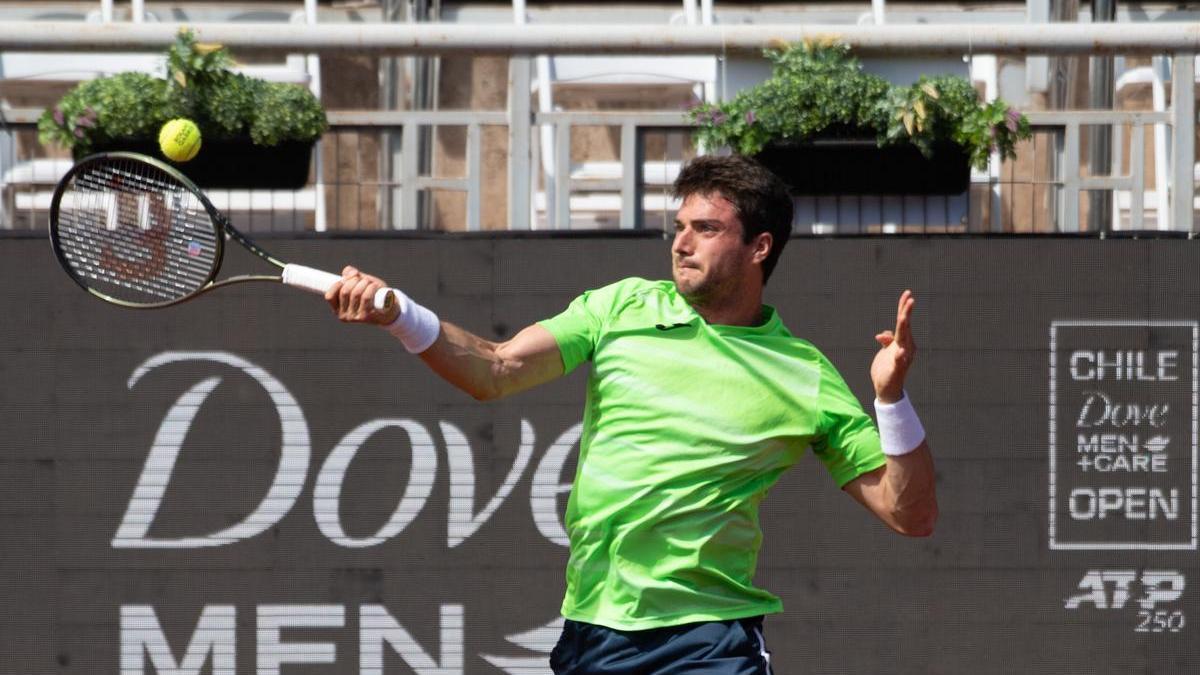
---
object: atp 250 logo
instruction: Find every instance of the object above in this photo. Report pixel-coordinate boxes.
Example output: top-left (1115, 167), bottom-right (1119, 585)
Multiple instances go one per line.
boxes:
top-left (1064, 569), bottom-right (1186, 634)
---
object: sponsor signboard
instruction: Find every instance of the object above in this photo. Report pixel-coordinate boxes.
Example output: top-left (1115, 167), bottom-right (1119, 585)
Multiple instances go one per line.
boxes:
top-left (1049, 321), bottom-right (1197, 549)
top-left (2, 236), bottom-right (1198, 674)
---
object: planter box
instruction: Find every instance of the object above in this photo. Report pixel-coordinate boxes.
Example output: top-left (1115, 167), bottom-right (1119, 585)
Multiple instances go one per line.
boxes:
top-left (754, 137), bottom-right (970, 196)
top-left (80, 139), bottom-right (314, 190)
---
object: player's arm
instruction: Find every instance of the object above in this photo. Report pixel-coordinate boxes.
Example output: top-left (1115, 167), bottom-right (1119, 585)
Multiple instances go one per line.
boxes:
top-left (419, 322), bottom-right (564, 401)
top-left (325, 266), bottom-right (565, 401)
top-left (842, 441), bottom-right (937, 537)
top-left (842, 290), bottom-right (938, 537)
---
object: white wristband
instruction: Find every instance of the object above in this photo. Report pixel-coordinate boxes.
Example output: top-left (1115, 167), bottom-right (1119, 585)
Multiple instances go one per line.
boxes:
top-left (874, 392), bottom-right (926, 456)
top-left (381, 289), bottom-right (441, 354)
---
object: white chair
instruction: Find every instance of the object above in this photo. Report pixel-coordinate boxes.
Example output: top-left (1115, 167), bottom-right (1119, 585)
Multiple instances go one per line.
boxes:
top-left (0, 158), bottom-right (73, 229)
top-left (1112, 55), bottom-right (1173, 230)
top-left (518, 0), bottom-right (717, 228)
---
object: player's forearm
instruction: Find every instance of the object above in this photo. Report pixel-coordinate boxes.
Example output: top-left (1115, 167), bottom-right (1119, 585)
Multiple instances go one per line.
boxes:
top-left (325, 270), bottom-right (560, 399)
top-left (417, 321), bottom-right (512, 400)
top-left (417, 322), bottom-right (562, 401)
top-left (877, 443), bottom-right (938, 536)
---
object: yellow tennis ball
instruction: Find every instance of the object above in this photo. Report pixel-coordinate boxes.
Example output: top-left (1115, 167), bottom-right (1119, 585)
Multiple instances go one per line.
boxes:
top-left (158, 118), bottom-right (201, 162)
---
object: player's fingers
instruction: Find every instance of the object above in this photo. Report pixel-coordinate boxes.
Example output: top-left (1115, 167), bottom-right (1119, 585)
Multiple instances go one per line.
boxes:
top-left (344, 279), bottom-right (361, 317)
top-left (876, 333), bottom-right (893, 348)
top-left (893, 310), bottom-right (911, 343)
top-left (893, 290), bottom-right (911, 334)
top-left (894, 294), bottom-right (915, 344)
top-left (362, 278), bottom-right (385, 319)
top-left (346, 269), bottom-right (388, 292)
top-left (362, 279), bottom-right (386, 321)
top-left (899, 297), bottom-right (917, 350)
top-left (348, 276), bottom-right (374, 319)
top-left (895, 337), bottom-right (915, 365)
top-left (328, 282), bottom-right (353, 320)
top-left (324, 277), bottom-right (342, 305)
top-left (337, 272), bottom-right (361, 319)
top-left (342, 265), bottom-right (359, 278)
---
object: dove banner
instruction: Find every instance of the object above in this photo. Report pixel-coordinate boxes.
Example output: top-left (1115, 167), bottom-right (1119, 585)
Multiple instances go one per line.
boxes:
top-left (1050, 322), bottom-right (1195, 549)
top-left (2, 236), bottom-right (1199, 674)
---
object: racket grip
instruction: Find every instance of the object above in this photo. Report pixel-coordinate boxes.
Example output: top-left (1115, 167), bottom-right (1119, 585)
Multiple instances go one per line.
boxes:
top-left (374, 287), bottom-right (399, 312)
top-left (281, 264), bottom-right (342, 295)
top-left (282, 264), bottom-right (395, 311)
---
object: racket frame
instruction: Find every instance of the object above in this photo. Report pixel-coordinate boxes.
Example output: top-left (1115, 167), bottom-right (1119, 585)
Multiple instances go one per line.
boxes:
top-left (49, 151), bottom-right (288, 309)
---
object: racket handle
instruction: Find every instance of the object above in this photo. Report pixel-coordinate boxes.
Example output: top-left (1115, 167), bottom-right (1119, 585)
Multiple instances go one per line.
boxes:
top-left (282, 264), bottom-right (393, 311)
top-left (374, 287), bottom-right (399, 312)
top-left (281, 264), bottom-right (341, 294)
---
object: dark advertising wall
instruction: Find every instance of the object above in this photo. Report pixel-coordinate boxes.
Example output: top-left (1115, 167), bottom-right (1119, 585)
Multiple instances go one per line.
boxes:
top-left (1, 235), bottom-right (1197, 674)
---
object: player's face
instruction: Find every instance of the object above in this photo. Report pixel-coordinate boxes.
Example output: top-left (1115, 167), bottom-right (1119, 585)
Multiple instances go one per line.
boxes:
top-left (671, 192), bottom-right (763, 303)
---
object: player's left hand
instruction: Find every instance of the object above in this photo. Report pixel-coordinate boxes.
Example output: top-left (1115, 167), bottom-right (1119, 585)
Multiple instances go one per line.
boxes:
top-left (870, 290), bottom-right (916, 403)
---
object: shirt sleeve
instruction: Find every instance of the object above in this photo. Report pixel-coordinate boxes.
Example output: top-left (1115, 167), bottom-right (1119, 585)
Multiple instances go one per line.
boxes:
top-left (536, 279), bottom-right (634, 374)
top-left (811, 354), bottom-right (887, 487)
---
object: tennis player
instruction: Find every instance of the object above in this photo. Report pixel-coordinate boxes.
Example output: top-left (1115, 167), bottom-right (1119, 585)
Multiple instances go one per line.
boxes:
top-left (327, 154), bottom-right (937, 674)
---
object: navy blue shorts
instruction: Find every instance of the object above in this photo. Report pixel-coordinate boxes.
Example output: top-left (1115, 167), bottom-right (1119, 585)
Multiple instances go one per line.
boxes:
top-left (549, 616), bottom-right (773, 675)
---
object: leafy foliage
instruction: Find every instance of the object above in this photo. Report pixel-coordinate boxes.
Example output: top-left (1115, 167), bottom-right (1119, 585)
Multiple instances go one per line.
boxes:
top-left (37, 73), bottom-right (184, 155)
top-left (196, 71), bottom-right (261, 137)
top-left (690, 41), bottom-right (1031, 171)
top-left (250, 83), bottom-right (331, 147)
top-left (166, 30), bottom-right (236, 94)
top-left (39, 30), bottom-right (327, 154)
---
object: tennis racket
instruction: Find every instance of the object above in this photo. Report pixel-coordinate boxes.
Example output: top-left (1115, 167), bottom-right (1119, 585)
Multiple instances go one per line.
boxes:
top-left (49, 151), bottom-right (394, 310)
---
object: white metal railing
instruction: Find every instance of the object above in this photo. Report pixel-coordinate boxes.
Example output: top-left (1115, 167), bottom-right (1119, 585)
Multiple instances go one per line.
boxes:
top-left (4, 22), bottom-right (1200, 56)
top-left (1023, 110), bottom-right (1182, 232)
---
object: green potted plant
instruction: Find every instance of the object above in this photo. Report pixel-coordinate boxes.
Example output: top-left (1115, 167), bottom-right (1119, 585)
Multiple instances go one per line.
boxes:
top-left (38, 30), bottom-right (328, 189)
top-left (690, 40), bottom-right (1032, 195)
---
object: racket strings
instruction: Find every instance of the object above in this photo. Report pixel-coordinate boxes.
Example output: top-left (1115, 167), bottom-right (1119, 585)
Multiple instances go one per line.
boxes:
top-left (59, 203), bottom-right (215, 283)
top-left (58, 210), bottom-right (209, 302)
top-left (57, 217), bottom-right (205, 299)
top-left (54, 158), bottom-right (220, 304)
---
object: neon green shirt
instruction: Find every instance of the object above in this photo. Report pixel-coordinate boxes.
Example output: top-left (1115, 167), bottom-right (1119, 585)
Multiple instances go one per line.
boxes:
top-left (538, 277), bottom-right (886, 630)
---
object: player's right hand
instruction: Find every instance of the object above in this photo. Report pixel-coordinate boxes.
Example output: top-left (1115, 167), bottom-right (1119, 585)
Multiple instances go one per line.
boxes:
top-left (325, 266), bottom-right (401, 326)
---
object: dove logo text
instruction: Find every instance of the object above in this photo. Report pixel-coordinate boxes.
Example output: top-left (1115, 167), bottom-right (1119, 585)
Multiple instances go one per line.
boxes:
top-left (1076, 391), bottom-right (1170, 429)
top-left (111, 351), bottom-right (579, 550)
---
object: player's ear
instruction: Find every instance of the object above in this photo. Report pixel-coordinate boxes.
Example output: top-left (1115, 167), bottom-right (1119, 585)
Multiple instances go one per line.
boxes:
top-left (751, 232), bottom-right (772, 265)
